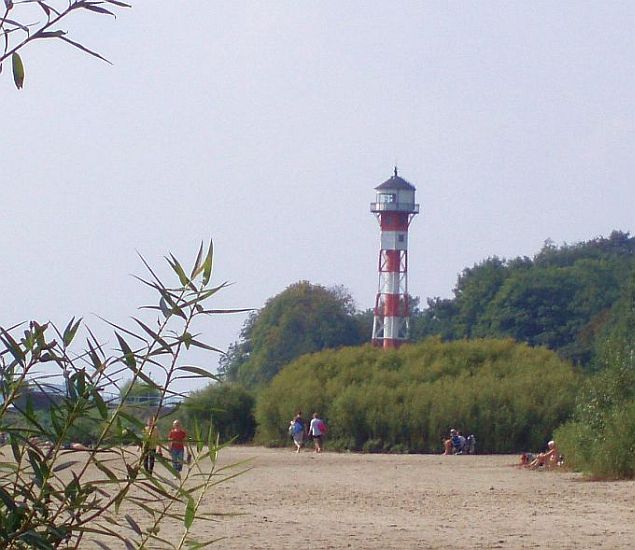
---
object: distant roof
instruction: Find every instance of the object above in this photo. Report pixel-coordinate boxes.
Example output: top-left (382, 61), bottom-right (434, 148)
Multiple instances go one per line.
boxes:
top-left (375, 167), bottom-right (416, 191)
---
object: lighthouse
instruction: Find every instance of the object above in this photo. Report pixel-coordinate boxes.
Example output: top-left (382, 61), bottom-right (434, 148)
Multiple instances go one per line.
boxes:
top-left (370, 168), bottom-right (419, 348)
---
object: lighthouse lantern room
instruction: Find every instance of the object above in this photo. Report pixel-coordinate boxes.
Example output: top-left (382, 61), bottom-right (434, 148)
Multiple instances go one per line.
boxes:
top-left (370, 168), bottom-right (419, 348)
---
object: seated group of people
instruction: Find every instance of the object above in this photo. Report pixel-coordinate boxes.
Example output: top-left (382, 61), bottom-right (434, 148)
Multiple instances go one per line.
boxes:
top-left (443, 429), bottom-right (476, 455)
top-left (520, 440), bottom-right (563, 469)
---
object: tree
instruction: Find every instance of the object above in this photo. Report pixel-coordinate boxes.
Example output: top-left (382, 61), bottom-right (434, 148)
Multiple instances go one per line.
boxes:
top-left (222, 281), bottom-right (366, 388)
top-left (1, 0), bottom-right (130, 89)
top-left (412, 231), bottom-right (634, 367)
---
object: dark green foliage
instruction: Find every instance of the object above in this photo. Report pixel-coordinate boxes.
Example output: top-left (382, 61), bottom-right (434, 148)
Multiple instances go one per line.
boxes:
top-left (220, 281), bottom-right (366, 387)
top-left (182, 383), bottom-right (256, 443)
top-left (412, 231), bottom-right (634, 367)
top-left (255, 338), bottom-right (577, 453)
top-left (555, 272), bottom-right (635, 479)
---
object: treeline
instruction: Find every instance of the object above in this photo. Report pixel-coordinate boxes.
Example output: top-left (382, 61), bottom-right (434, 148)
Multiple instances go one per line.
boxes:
top-left (255, 339), bottom-right (578, 453)
top-left (186, 231), bottom-right (633, 477)
top-left (411, 230), bottom-right (634, 367)
top-left (220, 232), bottom-right (633, 389)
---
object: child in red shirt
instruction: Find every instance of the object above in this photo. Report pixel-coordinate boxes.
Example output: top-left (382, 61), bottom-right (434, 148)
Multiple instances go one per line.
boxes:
top-left (168, 419), bottom-right (187, 475)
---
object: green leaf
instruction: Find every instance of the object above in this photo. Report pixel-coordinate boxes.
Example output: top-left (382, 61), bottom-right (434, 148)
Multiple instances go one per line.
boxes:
top-left (177, 366), bottom-right (219, 380)
top-left (12, 52), bottom-right (24, 89)
top-left (36, 30), bottom-right (67, 39)
top-left (58, 36), bottom-right (112, 64)
top-left (92, 387), bottom-right (109, 419)
top-left (190, 242), bottom-right (205, 279)
top-left (200, 308), bottom-right (253, 315)
top-left (184, 495), bottom-right (195, 529)
top-left (133, 318), bottom-right (171, 350)
top-left (0, 328), bottom-right (25, 364)
top-left (9, 433), bottom-right (22, 462)
top-left (202, 240), bottom-right (214, 286)
top-left (18, 531), bottom-right (54, 549)
top-left (115, 332), bottom-right (136, 368)
top-left (52, 460), bottom-right (79, 473)
top-left (0, 486), bottom-right (16, 511)
top-left (182, 332), bottom-right (193, 349)
top-left (188, 339), bottom-right (223, 353)
top-left (62, 317), bottom-right (82, 347)
top-left (168, 253), bottom-right (195, 290)
top-left (81, 4), bottom-right (115, 16)
top-left (93, 459), bottom-right (119, 483)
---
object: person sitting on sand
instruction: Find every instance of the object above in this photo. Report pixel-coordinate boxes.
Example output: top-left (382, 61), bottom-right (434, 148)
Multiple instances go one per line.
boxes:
top-left (528, 440), bottom-right (559, 469)
top-left (443, 429), bottom-right (461, 455)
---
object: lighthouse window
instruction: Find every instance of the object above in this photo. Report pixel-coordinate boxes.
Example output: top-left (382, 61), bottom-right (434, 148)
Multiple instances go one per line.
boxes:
top-left (379, 193), bottom-right (395, 203)
top-left (398, 234), bottom-right (405, 242)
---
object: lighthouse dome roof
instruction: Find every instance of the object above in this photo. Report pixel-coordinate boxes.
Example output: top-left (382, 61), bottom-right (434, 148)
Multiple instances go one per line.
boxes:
top-left (375, 168), bottom-right (416, 191)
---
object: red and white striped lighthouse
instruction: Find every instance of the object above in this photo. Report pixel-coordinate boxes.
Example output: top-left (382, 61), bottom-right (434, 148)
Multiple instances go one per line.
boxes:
top-left (370, 168), bottom-right (419, 348)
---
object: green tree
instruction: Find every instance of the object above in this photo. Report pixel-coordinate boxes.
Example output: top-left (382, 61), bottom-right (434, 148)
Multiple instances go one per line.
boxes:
top-left (222, 281), bottom-right (365, 388)
top-left (413, 231), bottom-right (634, 368)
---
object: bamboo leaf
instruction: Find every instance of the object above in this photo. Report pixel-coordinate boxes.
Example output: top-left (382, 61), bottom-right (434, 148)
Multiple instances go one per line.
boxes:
top-left (0, 486), bottom-right (16, 511)
top-left (62, 317), bottom-right (82, 346)
top-left (200, 308), bottom-right (253, 315)
top-left (133, 318), bottom-right (171, 350)
top-left (52, 460), bottom-right (79, 472)
top-left (188, 339), bottom-right (224, 353)
top-left (93, 387), bottom-right (109, 419)
top-left (105, 0), bottom-right (132, 7)
top-left (190, 241), bottom-right (205, 279)
top-left (12, 53), bottom-right (25, 89)
top-left (184, 494), bottom-right (195, 529)
top-left (202, 240), bottom-right (213, 286)
top-left (115, 332), bottom-right (136, 368)
top-left (177, 366), bottom-right (219, 380)
top-left (93, 459), bottom-right (119, 483)
top-left (36, 30), bottom-right (66, 39)
top-left (168, 253), bottom-right (195, 290)
top-left (58, 36), bottom-right (111, 64)
top-left (0, 327), bottom-right (25, 364)
top-left (81, 4), bottom-right (115, 16)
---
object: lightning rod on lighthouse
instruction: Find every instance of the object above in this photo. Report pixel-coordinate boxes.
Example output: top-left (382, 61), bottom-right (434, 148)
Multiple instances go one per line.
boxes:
top-left (370, 168), bottom-right (419, 348)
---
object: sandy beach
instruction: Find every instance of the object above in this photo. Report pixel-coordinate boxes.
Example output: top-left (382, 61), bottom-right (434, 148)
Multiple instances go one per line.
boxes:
top-left (143, 445), bottom-right (634, 549)
top-left (6, 444), bottom-right (633, 549)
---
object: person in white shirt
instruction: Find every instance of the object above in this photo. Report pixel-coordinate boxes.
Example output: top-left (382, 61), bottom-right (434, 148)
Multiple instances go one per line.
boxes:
top-left (308, 412), bottom-right (325, 453)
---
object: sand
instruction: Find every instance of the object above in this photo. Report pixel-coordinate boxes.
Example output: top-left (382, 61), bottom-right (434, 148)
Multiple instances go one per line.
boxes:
top-left (173, 446), bottom-right (634, 549)
top-left (6, 445), bottom-right (635, 548)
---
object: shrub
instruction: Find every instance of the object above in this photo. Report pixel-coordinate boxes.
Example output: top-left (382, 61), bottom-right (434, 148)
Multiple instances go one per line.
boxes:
top-left (255, 339), bottom-right (578, 453)
top-left (182, 383), bottom-right (256, 443)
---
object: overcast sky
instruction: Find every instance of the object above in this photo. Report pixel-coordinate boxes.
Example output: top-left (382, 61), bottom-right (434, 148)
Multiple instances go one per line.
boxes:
top-left (2, 1), bottom-right (633, 392)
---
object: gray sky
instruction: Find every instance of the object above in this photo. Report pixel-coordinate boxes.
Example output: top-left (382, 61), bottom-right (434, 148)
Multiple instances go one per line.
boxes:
top-left (2, 2), bottom-right (633, 392)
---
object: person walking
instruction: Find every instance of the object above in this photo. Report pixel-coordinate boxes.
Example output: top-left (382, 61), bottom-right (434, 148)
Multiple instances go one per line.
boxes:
top-left (168, 419), bottom-right (187, 477)
top-left (308, 412), bottom-right (326, 453)
top-left (142, 416), bottom-right (160, 474)
top-left (291, 411), bottom-right (306, 453)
